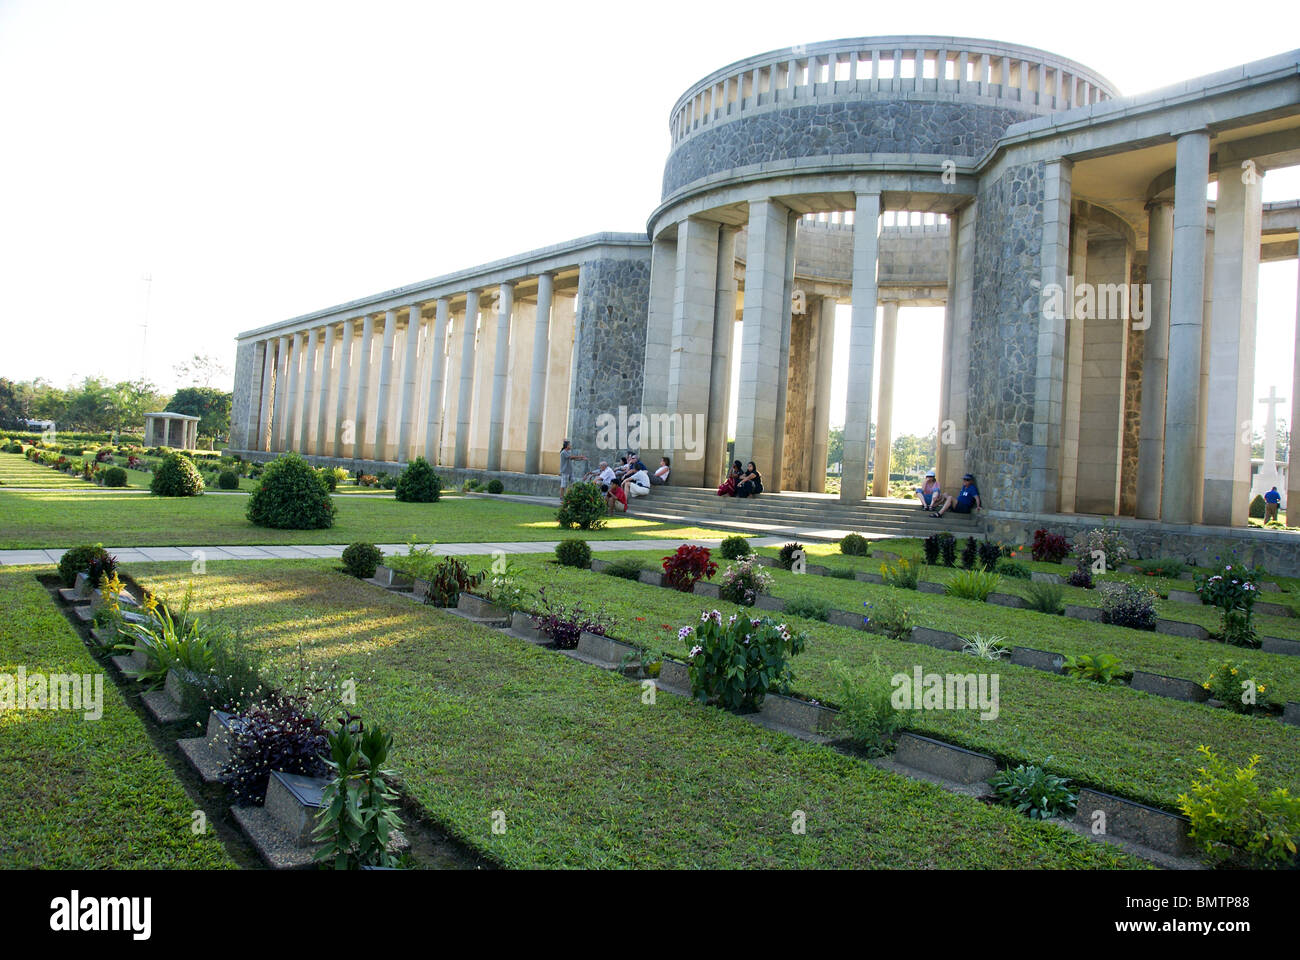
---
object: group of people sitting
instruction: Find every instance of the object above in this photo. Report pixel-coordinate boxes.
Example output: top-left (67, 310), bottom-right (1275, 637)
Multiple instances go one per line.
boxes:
top-left (914, 469), bottom-right (982, 517)
top-left (585, 451), bottom-right (670, 513)
top-left (716, 460), bottom-right (763, 498)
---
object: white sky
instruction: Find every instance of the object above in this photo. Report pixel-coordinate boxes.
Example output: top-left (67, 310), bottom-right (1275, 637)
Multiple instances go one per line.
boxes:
top-left (1, 0), bottom-right (1297, 438)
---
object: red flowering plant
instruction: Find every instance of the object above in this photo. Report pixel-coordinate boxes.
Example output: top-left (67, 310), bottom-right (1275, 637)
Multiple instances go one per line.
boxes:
top-left (661, 544), bottom-right (718, 593)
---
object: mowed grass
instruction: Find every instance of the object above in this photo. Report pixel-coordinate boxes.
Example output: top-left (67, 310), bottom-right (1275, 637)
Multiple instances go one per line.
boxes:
top-left (0, 487), bottom-right (734, 549)
top-left (407, 550), bottom-right (1300, 812)
top-left (133, 560), bottom-right (1140, 869)
top-left (0, 454), bottom-right (96, 489)
top-left (0, 567), bottom-right (234, 869)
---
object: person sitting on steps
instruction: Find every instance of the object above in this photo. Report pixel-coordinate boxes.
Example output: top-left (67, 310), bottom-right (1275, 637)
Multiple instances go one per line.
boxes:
top-left (735, 462), bottom-right (763, 498)
top-left (717, 460), bottom-right (742, 496)
top-left (932, 473), bottom-right (981, 518)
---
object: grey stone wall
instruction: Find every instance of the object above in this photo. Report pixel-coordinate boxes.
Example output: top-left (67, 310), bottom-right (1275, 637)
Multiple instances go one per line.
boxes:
top-left (967, 159), bottom-right (1044, 513)
top-left (663, 100), bottom-right (1035, 197)
top-left (1120, 260), bottom-right (1146, 516)
top-left (567, 256), bottom-right (652, 456)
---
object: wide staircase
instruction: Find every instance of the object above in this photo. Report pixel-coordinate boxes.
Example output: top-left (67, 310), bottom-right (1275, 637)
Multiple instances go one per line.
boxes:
top-left (635, 486), bottom-right (982, 541)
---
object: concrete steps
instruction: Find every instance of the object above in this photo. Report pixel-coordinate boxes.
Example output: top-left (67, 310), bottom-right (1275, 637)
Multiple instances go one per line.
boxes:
top-left (635, 487), bottom-right (980, 539)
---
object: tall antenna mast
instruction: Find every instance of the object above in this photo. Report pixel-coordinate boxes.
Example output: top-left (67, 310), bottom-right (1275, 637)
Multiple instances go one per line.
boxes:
top-left (140, 272), bottom-right (152, 381)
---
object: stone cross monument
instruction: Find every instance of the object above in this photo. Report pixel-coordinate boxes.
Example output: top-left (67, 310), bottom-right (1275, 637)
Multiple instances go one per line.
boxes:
top-left (1249, 385), bottom-right (1286, 506)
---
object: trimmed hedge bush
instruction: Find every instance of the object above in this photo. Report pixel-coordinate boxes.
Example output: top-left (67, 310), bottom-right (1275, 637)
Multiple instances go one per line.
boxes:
top-left (150, 453), bottom-right (205, 497)
top-left (57, 543), bottom-right (116, 587)
top-left (101, 466), bottom-right (128, 488)
top-left (486, 478), bottom-right (504, 494)
top-left (341, 542), bottom-right (383, 579)
top-left (556, 481), bottom-right (606, 529)
top-left (217, 469), bottom-right (240, 490)
top-left (840, 532), bottom-right (870, 556)
top-left (555, 539), bottom-right (593, 569)
top-left (394, 457), bottom-right (442, 503)
top-left (245, 452), bottom-right (336, 529)
top-left (719, 535), bottom-right (752, 560)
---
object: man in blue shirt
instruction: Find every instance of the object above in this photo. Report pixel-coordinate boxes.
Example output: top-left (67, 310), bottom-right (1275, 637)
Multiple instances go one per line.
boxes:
top-left (1264, 486), bottom-right (1281, 523)
top-left (933, 474), bottom-right (981, 518)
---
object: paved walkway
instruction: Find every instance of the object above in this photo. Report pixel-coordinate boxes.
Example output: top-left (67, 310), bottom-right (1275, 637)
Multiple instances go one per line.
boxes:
top-left (0, 536), bottom-right (796, 566)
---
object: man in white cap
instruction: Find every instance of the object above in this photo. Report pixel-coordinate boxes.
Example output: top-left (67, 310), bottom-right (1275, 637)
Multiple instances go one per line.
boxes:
top-left (915, 469), bottom-right (941, 511)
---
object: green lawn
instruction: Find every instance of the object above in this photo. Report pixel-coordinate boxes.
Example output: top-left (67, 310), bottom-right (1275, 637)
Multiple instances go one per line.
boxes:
top-left (131, 560), bottom-right (1140, 869)
top-left (0, 567), bottom-right (235, 869)
top-left (394, 549), bottom-right (1300, 812)
top-left (0, 454), bottom-right (97, 489)
top-left (0, 488), bottom-right (734, 549)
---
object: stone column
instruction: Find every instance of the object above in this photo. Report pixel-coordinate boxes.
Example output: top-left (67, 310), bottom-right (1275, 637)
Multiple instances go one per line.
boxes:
top-left (298, 328), bottom-right (319, 453)
top-left (871, 301), bottom-right (899, 497)
top-left (1203, 160), bottom-right (1263, 526)
top-left (255, 339), bottom-right (274, 451)
top-left (841, 192), bottom-right (881, 501)
top-left (667, 216), bottom-right (720, 487)
top-left (1135, 200), bottom-right (1174, 519)
top-left (424, 298), bottom-right (449, 463)
top-left (487, 284), bottom-right (513, 472)
top-left (1192, 230), bottom-right (1215, 521)
top-left (273, 334), bottom-right (291, 451)
top-left (352, 314), bottom-right (375, 460)
top-left (455, 290), bottom-right (479, 468)
top-left (524, 275), bottom-right (553, 474)
top-left (770, 214), bottom-right (798, 492)
top-left (639, 238), bottom-right (677, 468)
top-left (1289, 258), bottom-right (1300, 514)
top-left (284, 331), bottom-right (304, 452)
top-left (1058, 206), bottom-right (1087, 512)
top-left (1076, 237), bottom-right (1131, 516)
top-left (735, 199), bottom-right (792, 480)
top-left (810, 296), bottom-right (836, 489)
top-left (936, 214), bottom-right (958, 485)
top-left (333, 319), bottom-right (354, 457)
top-left (315, 324), bottom-right (336, 455)
top-left (396, 304), bottom-right (423, 464)
top-left (704, 226), bottom-right (737, 485)
top-left (372, 311), bottom-right (397, 462)
top-left (1160, 129), bottom-right (1211, 524)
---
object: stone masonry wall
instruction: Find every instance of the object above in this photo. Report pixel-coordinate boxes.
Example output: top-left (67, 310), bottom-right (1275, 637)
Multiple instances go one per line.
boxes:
top-left (967, 159), bottom-right (1044, 513)
top-left (664, 100), bottom-right (1035, 196)
top-left (567, 256), bottom-right (653, 458)
top-left (1120, 260), bottom-right (1146, 516)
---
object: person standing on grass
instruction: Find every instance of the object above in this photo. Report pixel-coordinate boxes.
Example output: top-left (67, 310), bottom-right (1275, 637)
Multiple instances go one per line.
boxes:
top-left (559, 439), bottom-right (586, 494)
top-left (1264, 486), bottom-right (1282, 523)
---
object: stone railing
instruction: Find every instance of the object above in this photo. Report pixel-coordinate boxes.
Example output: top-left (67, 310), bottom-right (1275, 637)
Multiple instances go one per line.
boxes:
top-left (668, 36), bottom-right (1118, 145)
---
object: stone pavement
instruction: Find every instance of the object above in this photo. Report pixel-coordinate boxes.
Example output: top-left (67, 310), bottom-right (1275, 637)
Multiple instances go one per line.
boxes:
top-left (0, 536), bottom-right (798, 567)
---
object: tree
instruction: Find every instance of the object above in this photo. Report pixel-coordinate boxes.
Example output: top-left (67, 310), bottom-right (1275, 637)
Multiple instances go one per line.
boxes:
top-left (166, 386), bottom-right (232, 439)
top-left (109, 380), bottom-right (166, 432)
top-left (174, 353), bottom-right (230, 389)
top-left (63, 377), bottom-right (116, 432)
top-left (826, 427), bottom-right (844, 470)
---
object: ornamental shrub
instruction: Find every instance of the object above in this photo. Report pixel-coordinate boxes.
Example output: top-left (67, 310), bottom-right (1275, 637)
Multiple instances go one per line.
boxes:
top-left (960, 536), bottom-right (979, 570)
top-left (680, 610), bottom-right (806, 711)
top-left (1178, 746), bottom-right (1300, 868)
top-left (991, 761), bottom-right (1078, 820)
top-left (1249, 494), bottom-right (1267, 519)
top-left (1131, 557), bottom-right (1188, 578)
top-left (976, 539), bottom-right (1003, 571)
top-left (150, 452), bottom-right (205, 497)
top-left (1098, 581), bottom-right (1158, 631)
top-left (1023, 581), bottom-right (1065, 615)
top-left (996, 558), bottom-right (1031, 579)
top-left (394, 457), bottom-right (442, 502)
top-left (527, 587), bottom-right (616, 650)
top-left (556, 481), bottom-right (606, 529)
top-left (1031, 529), bottom-right (1070, 563)
top-left (341, 542), bottom-right (383, 579)
top-left (777, 542), bottom-right (804, 570)
top-left (1072, 525), bottom-right (1129, 572)
top-left (719, 535), bottom-right (752, 560)
top-left (1063, 652), bottom-right (1125, 684)
top-left (485, 478), bottom-right (504, 494)
top-left (829, 657), bottom-right (908, 757)
top-left (1196, 560), bottom-right (1261, 648)
top-left (101, 466), bottom-right (128, 488)
top-left (245, 452), bottom-right (336, 529)
top-left (1202, 662), bottom-right (1269, 714)
top-left (880, 556), bottom-right (921, 590)
top-left (862, 595), bottom-right (914, 640)
top-left (217, 469), bottom-right (240, 490)
top-left (783, 596), bottom-right (830, 622)
top-left (422, 556), bottom-right (485, 607)
top-left (555, 538), bottom-right (592, 569)
top-left (57, 543), bottom-right (117, 587)
top-left (945, 569), bottom-right (1001, 602)
top-left (661, 544), bottom-right (717, 592)
top-left (840, 532), bottom-right (870, 557)
top-left (1065, 558), bottom-right (1094, 589)
top-left (603, 558), bottom-right (644, 581)
top-left (220, 694), bottom-right (330, 806)
top-left (718, 557), bottom-right (773, 606)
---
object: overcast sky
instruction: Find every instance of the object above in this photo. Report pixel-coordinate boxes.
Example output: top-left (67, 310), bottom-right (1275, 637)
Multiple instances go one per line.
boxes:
top-left (1, 0), bottom-right (1297, 438)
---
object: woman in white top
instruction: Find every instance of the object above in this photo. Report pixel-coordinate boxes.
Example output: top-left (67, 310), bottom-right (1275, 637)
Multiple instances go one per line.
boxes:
top-left (650, 456), bottom-right (670, 485)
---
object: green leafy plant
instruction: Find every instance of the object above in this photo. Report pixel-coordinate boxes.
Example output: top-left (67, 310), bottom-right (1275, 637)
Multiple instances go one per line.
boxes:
top-left (101, 466), bottom-right (128, 487)
top-left (839, 533), bottom-right (869, 557)
top-left (394, 457), bottom-right (442, 502)
top-left (527, 588), bottom-right (616, 650)
top-left (777, 542), bottom-right (805, 570)
top-left (783, 596), bottom-right (830, 622)
top-left (117, 588), bottom-right (214, 688)
top-left (556, 481), bottom-right (606, 530)
top-left (217, 469), bottom-right (240, 490)
top-left (1202, 662), bottom-right (1269, 714)
top-left (828, 658), bottom-right (907, 757)
top-left (150, 452), bottom-right (206, 497)
top-left (995, 558), bottom-right (1031, 579)
top-left (602, 558), bottom-right (644, 581)
top-left (945, 568), bottom-right (1001, 602)
top-left (1178, 746), bottom-right (1300, 868)
top-left (719, 535), bottom-right (752, 560)
top-left (990, 761), bottom-right (1078, 820)
top-left (680, 610), bottom-right (806, 711)
top-left (718, 557), bottom-right (773, 606)
top-left (485, 478), bottom-right (505, 494)
top-left (1098, 581), bottom-right (1158, 631)
top-left (555, 538), bottom-right (593, 569)
top-left (1022, 581), bottom-right (1065, 615)
top-left (1131, 557), bottom-right (1187, 578)
top-left (341, 542), bottom-right (383, 579)
top-left (57, 543), bottom-right (116, 587)
top-left (862, 596), bottom-right (914, 640)
top-left (961, 632), bottom-right (1010, 660)
top-left (880, 556), bottom-right (922, 590)
top-left (1072, 524), bottom-right (1129, 572)
top-left (423, 556), bottom-right (485, 607)
top-left (313, 715), bottom-right (405, 870)
top-left (1065, 558), bottom-right (1094, 589)
top-left (1196, 560), bottom-right (1261, 648)
top-left (1063, 653), bottom-right (1125, 684)
top-left (245, 452), bottom-right (335, 529)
